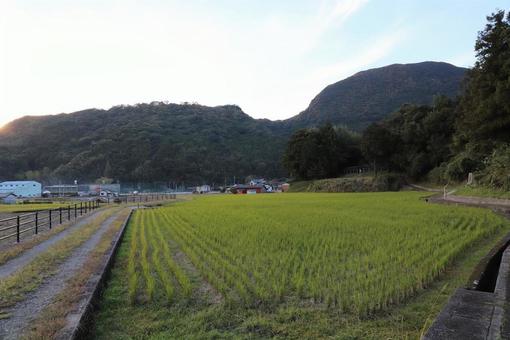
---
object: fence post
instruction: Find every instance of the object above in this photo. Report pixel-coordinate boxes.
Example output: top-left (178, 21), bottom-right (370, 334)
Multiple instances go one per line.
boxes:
top-left (35, 211), bottom-right (38, 234)
top-left (59, 207), bottom-right (62, 224)
top-left (68, 205), bottom-right (71, 221)
top-left (17, 216), bottom-right (20, 243)
top-left (49, 209), bottom-right (52, 229)
top-left (74, 204), bottom-right (77, 218)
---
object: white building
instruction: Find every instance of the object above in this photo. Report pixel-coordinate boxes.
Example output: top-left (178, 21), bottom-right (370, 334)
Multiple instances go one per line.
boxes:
top-left (0, 181), bottom-right (42, 198)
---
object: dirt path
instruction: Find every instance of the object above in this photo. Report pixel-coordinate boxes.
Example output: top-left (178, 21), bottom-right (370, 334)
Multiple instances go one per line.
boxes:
top-left (0, 208), bottom-right (107, 279)
top-left (0, 210), bottom-right (126, 339)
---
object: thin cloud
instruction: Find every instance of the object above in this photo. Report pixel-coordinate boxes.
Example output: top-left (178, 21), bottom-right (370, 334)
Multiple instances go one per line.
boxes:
top-left (313, 28), bottom-right (407, 83)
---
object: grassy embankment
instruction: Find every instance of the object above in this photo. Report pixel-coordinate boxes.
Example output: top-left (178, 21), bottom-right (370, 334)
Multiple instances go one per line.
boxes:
top-left (93, 193), bottom-right (509, 339)
top-left (456, 186), bottom-right (510, 199)
top-left (0, 208), bottom-right (120, 313)
top-left (0, 202), bottom-right (79, 214)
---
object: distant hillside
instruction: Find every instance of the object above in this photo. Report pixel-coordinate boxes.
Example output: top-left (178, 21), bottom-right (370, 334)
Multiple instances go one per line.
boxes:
top-left (287, 62), bottom-right (467, 130)
top-left (0, 103), bottom-right (288, 184)
top-left (0, 61), bottom-right (467, 184)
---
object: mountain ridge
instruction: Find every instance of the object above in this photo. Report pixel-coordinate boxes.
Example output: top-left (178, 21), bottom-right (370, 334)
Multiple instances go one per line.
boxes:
top-left (0, 61), bottom-right (467, 183)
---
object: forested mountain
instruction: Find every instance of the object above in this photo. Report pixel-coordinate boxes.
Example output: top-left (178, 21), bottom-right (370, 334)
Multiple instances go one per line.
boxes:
top-left (0, 61), bottom-right (466, 185)
top-left (0, 103), bottom-right (288, 184)
top-left (287, 62), bottom-right (467, 131)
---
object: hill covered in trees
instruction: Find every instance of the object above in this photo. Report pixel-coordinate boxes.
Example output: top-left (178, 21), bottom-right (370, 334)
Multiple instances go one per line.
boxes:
top-left (287, 61), bottom-right (467, 131)
top-left (0, 61), bottom-right (467, 185)
top-left (0, 104), bottom-right (288, 185)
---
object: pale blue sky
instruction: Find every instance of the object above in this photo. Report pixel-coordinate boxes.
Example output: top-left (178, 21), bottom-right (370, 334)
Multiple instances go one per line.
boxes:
top-left (0, 0), bottom-right (507, 126)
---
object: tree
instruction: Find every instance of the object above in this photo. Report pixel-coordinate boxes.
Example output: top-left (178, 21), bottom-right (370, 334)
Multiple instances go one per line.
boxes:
top-left (361, 123), bottom-right (400, 173)
top-left (283, 124), bottom-right (361, 180)
top-left (455, 10), bottom-right (510, 152)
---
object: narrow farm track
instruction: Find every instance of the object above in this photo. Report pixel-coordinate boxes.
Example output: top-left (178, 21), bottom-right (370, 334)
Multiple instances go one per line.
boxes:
top-left (0, 209), bottom-right (127, 339)
top-left (0, 208), bottom-right (106, 279)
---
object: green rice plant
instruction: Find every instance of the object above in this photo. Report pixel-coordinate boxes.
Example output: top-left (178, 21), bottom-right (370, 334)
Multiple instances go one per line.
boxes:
top-left (127, 212), bottom-right (140, 305)
top-left (145, 210), bottom-right (174, 302)
top-left (122, 192), bottom-right (509, 317)
top-left (139, 212), bottom-right (155, 302)
top-left (150, 212), bottom-right (192, 297)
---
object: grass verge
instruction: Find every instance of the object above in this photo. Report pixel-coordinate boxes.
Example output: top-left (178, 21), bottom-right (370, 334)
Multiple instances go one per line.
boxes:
top-left (456, 186), bottom-right (510, 199)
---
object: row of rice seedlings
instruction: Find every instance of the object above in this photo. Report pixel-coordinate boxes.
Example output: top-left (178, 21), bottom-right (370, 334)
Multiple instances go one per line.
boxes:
top-left (148, 210), bottom-right (192, 297)
top-left (144, 210), bottom-right (174, 303)
top-left (127, 212), bottom-right (140, 305)
top-left (168, 212), bottom-right (262, 298)
top-left (139, 211), bottom-right (155, 302)
top-left (160, 212), bottom-right (256, 302)
top-left (157, 212), bottom-right (231, 299)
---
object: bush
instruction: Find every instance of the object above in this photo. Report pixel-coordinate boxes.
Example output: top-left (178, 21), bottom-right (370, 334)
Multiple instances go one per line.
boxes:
top-left (372, 173), bottom-right (406, 191)
top-left (426, 163), bottom-right (448, 185)
top-left (445, 153), bottom-right (481, 181)
top-left (477, 144), bottom-right (510, 190)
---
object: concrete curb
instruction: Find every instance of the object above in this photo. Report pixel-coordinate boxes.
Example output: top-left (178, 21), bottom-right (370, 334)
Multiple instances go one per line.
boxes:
top-left (58, 209), bottom-right (134, 340)
top-left (424, 238), bottom-right (510, 339)
top-left (424, 195), bottom-right (510, 339)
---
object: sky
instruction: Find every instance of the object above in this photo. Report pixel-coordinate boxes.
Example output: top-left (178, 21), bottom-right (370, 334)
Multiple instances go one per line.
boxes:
top-left (0, 0), bottom-right (507, 127)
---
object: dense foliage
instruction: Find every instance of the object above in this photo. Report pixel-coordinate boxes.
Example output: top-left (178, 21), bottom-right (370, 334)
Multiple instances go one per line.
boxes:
top-left (361, 97), bottom-right (457, 179)
top-left (282, 124), bottom-right (361, 180)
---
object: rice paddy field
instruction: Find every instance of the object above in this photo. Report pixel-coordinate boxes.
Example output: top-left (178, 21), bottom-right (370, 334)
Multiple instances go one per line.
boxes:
top-left (93, 192), bottom-right (510, 339)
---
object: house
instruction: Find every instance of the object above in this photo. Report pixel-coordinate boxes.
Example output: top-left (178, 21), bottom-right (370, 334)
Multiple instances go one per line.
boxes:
top-left (194, 185), bottom-right (211, 194)
top-left (0, 192), bottom-right (18, 204)
top-left (230, 184), bottom-right (271, 194)
top-left (0, 181), bottom-right (42, 198)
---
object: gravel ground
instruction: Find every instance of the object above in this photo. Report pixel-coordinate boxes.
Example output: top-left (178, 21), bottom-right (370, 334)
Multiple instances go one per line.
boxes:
top-left (0, 210), bottom-right (123, 339)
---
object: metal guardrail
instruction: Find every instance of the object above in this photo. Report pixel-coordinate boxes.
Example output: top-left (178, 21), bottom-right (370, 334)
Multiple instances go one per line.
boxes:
top-left (0, 193), bottom-right (176, 244)
top-left (0, 201), bottom-right (100, 243)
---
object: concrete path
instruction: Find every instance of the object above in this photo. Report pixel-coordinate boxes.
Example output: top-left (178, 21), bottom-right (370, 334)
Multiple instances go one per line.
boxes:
top-left (0, 209), bottom-right (125, 339)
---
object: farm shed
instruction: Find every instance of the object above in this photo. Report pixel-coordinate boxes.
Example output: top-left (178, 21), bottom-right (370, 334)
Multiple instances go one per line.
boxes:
top-left (0, 181), bottom-right (42, 198)
top-left (0, 192), bottom-right (18, 204)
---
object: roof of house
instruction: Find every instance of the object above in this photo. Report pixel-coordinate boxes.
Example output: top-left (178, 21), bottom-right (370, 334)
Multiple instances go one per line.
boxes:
top-left (0, 181), bottom-right (41, 185)
top-left (233, 184), bottom-right (265, 189)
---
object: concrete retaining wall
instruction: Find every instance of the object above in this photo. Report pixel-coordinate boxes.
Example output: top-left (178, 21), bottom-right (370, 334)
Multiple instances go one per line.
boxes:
top-left (424, 245), bottom-right (510, 339)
